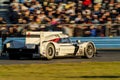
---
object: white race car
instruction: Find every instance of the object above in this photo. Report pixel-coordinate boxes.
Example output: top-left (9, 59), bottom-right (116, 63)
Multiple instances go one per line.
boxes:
top-left (3, 31), bottom-right (96, 60)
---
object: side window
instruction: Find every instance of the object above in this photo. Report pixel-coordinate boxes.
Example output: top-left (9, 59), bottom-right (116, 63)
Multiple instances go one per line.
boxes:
top-left (60, 38), bottom-right (70, 43)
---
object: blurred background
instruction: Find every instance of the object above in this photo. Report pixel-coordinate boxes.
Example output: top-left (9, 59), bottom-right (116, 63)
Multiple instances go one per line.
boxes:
top-left (0, 0), bottom-right (120, 37)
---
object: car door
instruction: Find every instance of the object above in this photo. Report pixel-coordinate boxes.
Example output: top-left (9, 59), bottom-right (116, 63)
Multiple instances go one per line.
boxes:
top-left (58, 38), bottom-right (75, 56)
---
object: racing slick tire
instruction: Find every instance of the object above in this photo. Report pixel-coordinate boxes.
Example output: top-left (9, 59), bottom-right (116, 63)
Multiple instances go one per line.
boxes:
top-left (84, 42), bottom-right (95, 59)
top-left (45, 43), bottom-right (55, 60)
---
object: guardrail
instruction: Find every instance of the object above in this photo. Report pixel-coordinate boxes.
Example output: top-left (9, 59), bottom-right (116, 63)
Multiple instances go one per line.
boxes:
top-left (71, 37), bottom-right (120, 50)
top-left (0, 37), bottom-right (120, 51)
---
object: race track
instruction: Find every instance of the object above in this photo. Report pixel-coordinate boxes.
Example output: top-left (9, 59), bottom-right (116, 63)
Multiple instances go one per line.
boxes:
top-left (0, 51), bottom-right (120, 65)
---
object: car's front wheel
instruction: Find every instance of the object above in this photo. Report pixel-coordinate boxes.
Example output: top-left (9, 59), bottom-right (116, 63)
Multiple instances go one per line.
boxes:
top-left (84, 42), bottom-right (95, 58)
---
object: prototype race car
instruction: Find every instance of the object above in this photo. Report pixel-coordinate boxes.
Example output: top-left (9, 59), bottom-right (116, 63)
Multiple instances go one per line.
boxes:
top-left (3, 31), bottom-right (96, 60)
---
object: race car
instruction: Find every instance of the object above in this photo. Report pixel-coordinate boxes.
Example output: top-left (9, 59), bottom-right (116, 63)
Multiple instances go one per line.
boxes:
top-left (3, 31), bottom-right (96, 60)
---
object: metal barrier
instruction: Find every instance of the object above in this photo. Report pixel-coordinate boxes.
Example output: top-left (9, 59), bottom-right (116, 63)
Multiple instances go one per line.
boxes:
top-left (0, 37), bottom-right (120, 51)
top-left (71, 37), bottom-right (120, 50)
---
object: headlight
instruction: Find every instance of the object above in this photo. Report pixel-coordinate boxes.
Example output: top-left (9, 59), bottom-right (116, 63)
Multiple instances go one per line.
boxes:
top-left (6, 43), bottom-right (10, 48)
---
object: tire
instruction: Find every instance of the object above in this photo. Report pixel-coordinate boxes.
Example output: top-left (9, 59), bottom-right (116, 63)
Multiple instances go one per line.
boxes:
top-left (45, 43), bottom-right (55, 60)
top-left (84, 43), bottom-right (95, 59)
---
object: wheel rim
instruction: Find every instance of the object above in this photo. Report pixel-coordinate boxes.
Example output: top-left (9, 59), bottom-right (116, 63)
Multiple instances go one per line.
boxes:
top-left (87, 45), bottom-right (94, 55)
top-left (48, 47), bottom-right (53, 56)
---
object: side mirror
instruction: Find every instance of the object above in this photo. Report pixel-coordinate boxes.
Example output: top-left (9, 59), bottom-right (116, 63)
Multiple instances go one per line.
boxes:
top-left (76, 40), bottom-right (81, 44)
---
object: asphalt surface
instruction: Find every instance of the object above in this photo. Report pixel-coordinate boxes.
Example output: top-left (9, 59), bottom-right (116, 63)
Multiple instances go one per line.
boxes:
top-left (0, 51), bottom-right (120, 65)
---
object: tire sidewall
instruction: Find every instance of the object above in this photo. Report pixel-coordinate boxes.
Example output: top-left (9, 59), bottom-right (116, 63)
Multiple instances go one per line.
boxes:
top-left (84, 43), bottom-right (94, 58)
top-left (46, 43), bottom-right (55, 60)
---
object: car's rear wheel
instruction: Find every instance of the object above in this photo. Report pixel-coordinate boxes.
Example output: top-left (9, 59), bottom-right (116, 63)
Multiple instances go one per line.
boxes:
top-left (46, 43), bottom-right (55, 60)
top-left (84, 43), bottom-right (95, 59)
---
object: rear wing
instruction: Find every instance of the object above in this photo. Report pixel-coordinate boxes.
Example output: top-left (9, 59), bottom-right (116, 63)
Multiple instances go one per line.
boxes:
top-left (26, 31), bottom-right (62, 44)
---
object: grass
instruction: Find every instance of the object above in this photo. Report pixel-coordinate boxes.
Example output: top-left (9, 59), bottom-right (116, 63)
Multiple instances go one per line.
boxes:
top-left (0, 62), bottom-right (120, 80)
